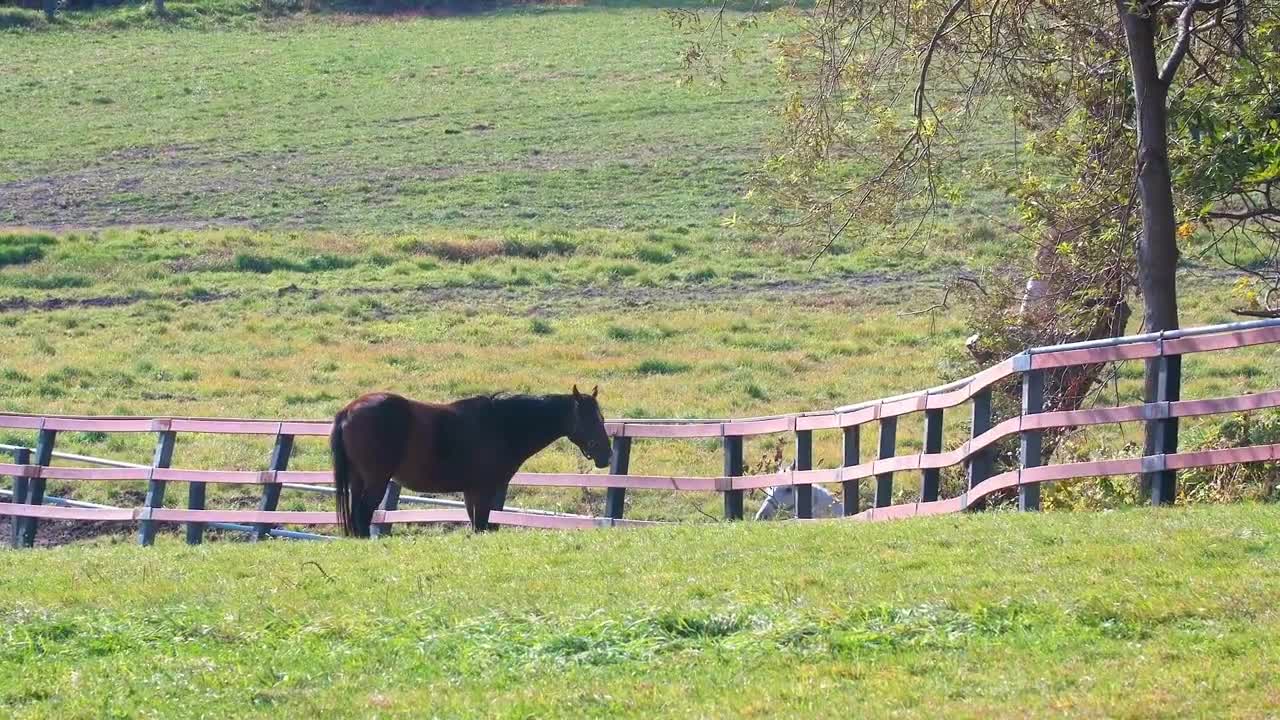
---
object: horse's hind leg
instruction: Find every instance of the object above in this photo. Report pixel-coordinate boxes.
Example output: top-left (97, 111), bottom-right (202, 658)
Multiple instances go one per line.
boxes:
top-left (351, 474), bottom-right (390, 538)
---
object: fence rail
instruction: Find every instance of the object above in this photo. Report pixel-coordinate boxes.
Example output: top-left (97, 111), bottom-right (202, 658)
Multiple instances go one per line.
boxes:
top-left (3, 318), bottom-right (1279, 547)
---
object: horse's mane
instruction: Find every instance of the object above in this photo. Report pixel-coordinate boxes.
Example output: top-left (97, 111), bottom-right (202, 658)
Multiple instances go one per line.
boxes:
top-left (455, 392), bottom-right (571, 424)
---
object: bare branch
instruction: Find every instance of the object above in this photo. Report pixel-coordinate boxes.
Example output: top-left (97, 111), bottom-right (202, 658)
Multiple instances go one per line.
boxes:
top-left (1207, 207), bottom-right (1280, 221)
top-left (1160, 0), bottom-right (1228, 83)
top-left (1233, 308), bottom-right (1280, 318)
top-left (915, 0), bottom-right (971, 122)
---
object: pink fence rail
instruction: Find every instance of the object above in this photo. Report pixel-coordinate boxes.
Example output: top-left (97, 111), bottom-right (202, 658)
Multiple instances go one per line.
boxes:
top-left (2, 319), bottom-right (1279, 547)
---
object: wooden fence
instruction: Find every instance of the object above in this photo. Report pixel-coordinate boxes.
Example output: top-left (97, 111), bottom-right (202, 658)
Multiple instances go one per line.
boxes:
top-left (3, 318), bottom-right (1280, 548)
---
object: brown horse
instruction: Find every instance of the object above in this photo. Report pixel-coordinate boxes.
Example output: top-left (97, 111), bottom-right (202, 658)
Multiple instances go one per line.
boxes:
top-left (330, 385), bottom-right (611, 536)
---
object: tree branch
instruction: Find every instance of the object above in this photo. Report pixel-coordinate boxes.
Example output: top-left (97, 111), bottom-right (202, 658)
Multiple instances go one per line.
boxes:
top-left (1159, 0), bottom-right (1228, 84)
top-left (1233, 308), bottom-right (1280, 318)
top-left (915, 0), bottom-right (971, 122)
top-left (1207, 207), bottom-right (1280, 221)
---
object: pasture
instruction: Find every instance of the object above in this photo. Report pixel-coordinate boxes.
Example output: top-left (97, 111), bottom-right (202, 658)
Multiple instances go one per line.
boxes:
top-left (1, 5), bottom-right (786, 232)
top-left (0, 227), bottom-right (1272, 525)
top-left (2, 0), bottom-right (1279, 716)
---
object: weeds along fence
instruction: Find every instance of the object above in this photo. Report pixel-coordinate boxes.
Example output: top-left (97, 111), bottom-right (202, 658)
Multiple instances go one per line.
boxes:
top-left (2, 318), bottom-right (1280, 548)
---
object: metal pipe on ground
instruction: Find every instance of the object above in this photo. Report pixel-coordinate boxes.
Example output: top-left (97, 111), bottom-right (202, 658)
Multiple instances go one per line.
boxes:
top-left (1, 447), bottom-right (591, 519)
top-left (0, 489), bottom-right (331, 541)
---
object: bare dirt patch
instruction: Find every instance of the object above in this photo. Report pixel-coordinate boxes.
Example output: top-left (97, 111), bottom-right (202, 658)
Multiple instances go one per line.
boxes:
top-left (0, 272), bottom-right (921, 318)
top-left (0, 141), bottom-right (755, 229)
top-left (0, 289), bottom-right (230, 313)
top-left (0, 499), bottom-right (134, 549)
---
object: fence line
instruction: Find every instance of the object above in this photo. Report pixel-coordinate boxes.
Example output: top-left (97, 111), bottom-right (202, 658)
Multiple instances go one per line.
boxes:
top-left (2, 318), bottom-right (1279, 547)
top-left (0, 444), bottom-right (621, 518)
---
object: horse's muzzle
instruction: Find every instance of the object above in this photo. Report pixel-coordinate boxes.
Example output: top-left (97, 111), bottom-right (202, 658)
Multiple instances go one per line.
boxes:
top-left (581, 444), bottom-right (611, 469)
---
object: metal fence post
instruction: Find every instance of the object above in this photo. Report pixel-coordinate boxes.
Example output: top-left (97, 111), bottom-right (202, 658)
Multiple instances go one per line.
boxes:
top-left (8, 447), bottom-right (31, 548)
top-left (252, 433), bottom-right (294, 541)
top-left (795, 429), bottom-right (813, 518)
top-left (19, 429), bottom-right (57, 548)
top-left (968, 389), bottom-right (993, 490)
top-left (842, 425), bottom-right (860, 516)
top-left (1147, 353), bottom-right (1181, 505)
top-left (186, 473), bottom-right (207, 546)
top-left (606, 436), bottom-right (631, 520)
top-left (138, 430), bottom-right (176, 546)
top-left (874, 416), bottom-right (897, 507)
top-left (723, 435), bottom-right (744, 520)
top-left (1020, 369), bottom-right (1044, 511)
top-left (921, 408), bottom-right (943, 502)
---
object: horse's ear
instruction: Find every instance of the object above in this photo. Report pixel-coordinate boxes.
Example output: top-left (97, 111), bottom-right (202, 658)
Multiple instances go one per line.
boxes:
top-left (591, 385), bottom-right (598, 398)
top-left (572, 384), bottom-right (581, 398)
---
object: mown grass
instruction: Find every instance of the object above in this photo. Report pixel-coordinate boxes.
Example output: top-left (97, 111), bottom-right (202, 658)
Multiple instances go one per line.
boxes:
top-left (2, 505), bottom-right (1280, 717)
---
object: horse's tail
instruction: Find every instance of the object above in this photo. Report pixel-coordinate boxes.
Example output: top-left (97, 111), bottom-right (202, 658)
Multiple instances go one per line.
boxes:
top-left (331, 409), bottom-right (361, 538)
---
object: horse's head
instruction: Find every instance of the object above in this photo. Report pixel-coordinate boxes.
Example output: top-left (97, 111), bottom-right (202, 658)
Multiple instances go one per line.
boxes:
top-left (568, 384), bottom-right (611, 469)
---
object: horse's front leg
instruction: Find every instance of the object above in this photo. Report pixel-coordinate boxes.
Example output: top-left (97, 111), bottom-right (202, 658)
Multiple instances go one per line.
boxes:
top-left (463, 491), bottom-right (478, 532)
top-left (462, 488), bottom-right (494, 533)
top-left (484, 479), bottom-right (511, 533)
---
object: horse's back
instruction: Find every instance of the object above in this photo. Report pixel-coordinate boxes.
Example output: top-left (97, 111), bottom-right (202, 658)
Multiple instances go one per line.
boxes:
top-left (337, 391), bottom-right (508, 493)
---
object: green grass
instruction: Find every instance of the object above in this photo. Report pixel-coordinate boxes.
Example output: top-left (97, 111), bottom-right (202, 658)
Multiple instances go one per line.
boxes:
top-left (3, 505), bottom-right (1280, 717)
top-left (0, 1), bottom-right (1027, 269)
top-left (1, 5), bottom-right (1277, 715)
top-left (0, 4), bottom-right (788, 233)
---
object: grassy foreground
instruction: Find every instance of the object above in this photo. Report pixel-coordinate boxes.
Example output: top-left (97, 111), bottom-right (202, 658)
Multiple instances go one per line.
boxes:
top-left (2, 505), bottom-right (1280, 718)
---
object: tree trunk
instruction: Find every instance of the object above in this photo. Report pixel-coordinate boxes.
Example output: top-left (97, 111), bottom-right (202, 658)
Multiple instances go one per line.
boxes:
top-left (1117, 3), bottom-right (1182, 499)
top-left (155, 0), bottom-right (165, 14)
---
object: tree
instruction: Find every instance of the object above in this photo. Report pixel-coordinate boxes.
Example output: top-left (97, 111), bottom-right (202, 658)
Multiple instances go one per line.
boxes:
top-left (676, 0), bottom-right (1280, 492)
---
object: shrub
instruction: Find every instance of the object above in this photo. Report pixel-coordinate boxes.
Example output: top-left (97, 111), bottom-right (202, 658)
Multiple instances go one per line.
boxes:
top-left (231, 253), bottom-right (355, 273)
top-left (0, 233), bottom-right (54, 267)
top-left (633, 359), bottom-right (691, 376)
top-left (636, 245), bottom-right (676, 265)
top-left (408, 238), bottom-right (504, 263)
top-left (1180, 411), bottom-right (1280, 504)
top-left (0, 7), bottom-right (47, 30)
top-left (0, 274), bottom-right (92, 289)
top-left (233, 253), bottom-right (285, 273)
top-left (502, 236), bottom-right (575, 259)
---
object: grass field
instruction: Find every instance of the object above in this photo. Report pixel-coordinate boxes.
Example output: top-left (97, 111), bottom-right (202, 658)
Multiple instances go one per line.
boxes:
top-left (1, 1), bottom-right (1275, 513)
top-left (3, 505), bottom-right (1280, 718)
top-left (2, 3), bottom-right (1279, 715)
top-left (0, 0), bottom-right (1024, 258)
top-left (0, 225), bottom-right (1273, 523)
top-left (1, 4), bottom-right (786, 231)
